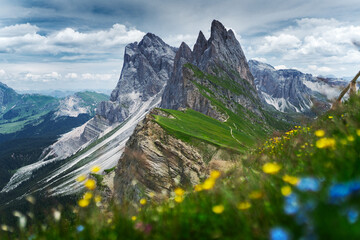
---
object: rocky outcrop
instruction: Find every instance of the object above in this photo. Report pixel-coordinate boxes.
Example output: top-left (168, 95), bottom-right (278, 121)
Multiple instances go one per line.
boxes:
top-left (114, 109), bottom-right (237, 202)
top-left (161, 20), bottom-right (262, 121)
top-left (249, 60), bottom-right (346, 113)
top-left (0, 82), bottom-right (18, 107)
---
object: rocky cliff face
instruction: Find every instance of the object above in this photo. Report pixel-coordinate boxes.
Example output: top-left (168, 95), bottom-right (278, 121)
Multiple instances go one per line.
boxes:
top-left (249, 60), bottom-right (346, 113)
top-left (97, 33), bottom-right (176, 124)
top-left (161, 20), bottom-right (262, 120)
top-left (114, 109), bottom-right (237, 203)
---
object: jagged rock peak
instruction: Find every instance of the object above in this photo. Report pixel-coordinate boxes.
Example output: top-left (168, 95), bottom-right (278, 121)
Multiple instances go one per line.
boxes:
top-left (209, 19), bottom-right (228, 41)
top-left (177, 42), bottom-right (192, 60)
top-left (193, 31), bottom-right (207, 63)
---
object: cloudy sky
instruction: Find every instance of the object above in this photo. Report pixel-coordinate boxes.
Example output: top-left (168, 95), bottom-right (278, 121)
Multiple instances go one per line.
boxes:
top-left (0, 0), bottom-right (360, 91)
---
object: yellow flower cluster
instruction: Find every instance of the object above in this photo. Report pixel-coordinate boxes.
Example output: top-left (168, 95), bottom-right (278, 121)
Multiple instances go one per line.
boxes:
top-left (316, 137), bottom-right (336, 149)
top-left (194, 170), bottom-right (221, 192)
top-left (248, 191), bottom-right (263, 199)
top-left (76, 167), bottom-right (101, 208)
top-left (262, 162), bottom-right (281, 174)
top-left (281, 186), bottom-right (292, 196)
top-left (282, 175), bottom-right (299, 185)
top-left (315, 129), bottom-right (325, 137)
top-left (174, 187), bottom-right (185, 203)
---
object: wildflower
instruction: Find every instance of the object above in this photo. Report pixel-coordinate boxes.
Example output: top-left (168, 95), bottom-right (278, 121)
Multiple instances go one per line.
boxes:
top-left (131, 216), bottom-right (137, 221)
top-left (347, 208), bottom-right (359, 224)
top-left (347, 135), bottom-right (355, 142)
top-left (76, 225), bottom-right (85, 232)
top-left (83, 192), bottom-right (93, 200)
top-left (94, 195), bottom-right (102, 203)
top-left (270, 227), bottom-right (290, 240)
top-left (281, 186), bottom-right (292, 196)
top-left (210, 170), bottom-right (221, 179)
top-left (249, 191), bottom-right (263, 199)
top-left (282, 175), bottom-right (299, 185)
top-left (174, 187), bottom-right (185, 196)
top-left (316, 138), bottom-right (336, 149)
top-left (357, 129), bottom-right (360, 136)
top-left (212, 205), bottom-right (225, 214)
top-left (25, 195), bottom-right (36, 205)
top-left (140, 198), bottom-right (147, 205)
top-left (284, 194), bottom-right (300, 215)
top-left (194, 184), bottom-right (203, 192)
top-left (262, 162), bottom-right (281, 174)
top-left (202, 178), bottom-right (216, 190)
top-left (328, 116), bottom-right (333, 119)
top-left (78, 199), bottom-right (90, 208)
top-left (297, 177), bottom-right (320, 192)
top-left (1, 225), bottom-right (9, 231)
top-left (76, 175), bottom-right (86, 182)
top-left (174, 196), bottom-right (184, 203)
top-left (340, 139), bottom-right (348, 145)
top-left (315, 129), bottom-right (325, 137)
top-left (149, 192), bottom-right (155, 198)
top-left (91, 166), bottom-right (101, 173)
top-left (237, 201), bottom-right (251, 210)
top-left (53, 210), bottom-right (61, 222)
top-left (84, 179), bottom-right (96, 190)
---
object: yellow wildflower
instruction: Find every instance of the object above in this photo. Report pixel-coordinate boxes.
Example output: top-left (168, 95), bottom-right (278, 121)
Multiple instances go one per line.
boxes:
top-left (282, 175), bottom-right (299, 185)
top-left (212, 205), bottom-right (224, 214)
top-left (262, 162), bottom-right (281, 174)
top-left (149, 192), bottom-right (155, 198)
top-left (328, 116), bottom-right (333, 119)
top-left (202, 178), bottom-right (216, 190)
top-left (174, 187), bottom-right (185, 196)
top-left (76, 175), bottom-right (86, 182)
top-left (316, 138), bottom-right (336, 149)
top-left (315, 130), bottom-right (325, 137)
top-left (84, 179), bottom-right (96, 190)
top-left (94, 195), bottom-right (102, 203)
top-left (194, 184), bottom-right (203, 192)
top-left (131, 216), bottom-right (137, 221)
top-left (281, 186), bottom-right (292, 196)
top-left (174, 196), bottom-right (184, 203)
top-left (249, 191), bottom-right (263, 199)
top-left (347, 136), bottom-right (355, 142)
top-left (357, 129), bottom-right (360, 137)
top-left (140, 198), bottom-right (147, 205)
top-left (78, 199), bottom-right (90, 208)
top-left (83, 192), bottom-right (93, 200)
top-left (210, 170), bottom-right (221, 179)
top-left (340, 139), bottom-right (347, 145)
top-left (91, 166), bottom-right (101, 173)
top-left (237, 201), bottom-right (251, 210)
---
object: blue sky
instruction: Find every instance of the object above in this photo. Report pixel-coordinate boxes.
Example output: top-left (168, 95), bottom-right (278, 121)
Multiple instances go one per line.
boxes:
top-left (0, 0), bottom-right (360, 91)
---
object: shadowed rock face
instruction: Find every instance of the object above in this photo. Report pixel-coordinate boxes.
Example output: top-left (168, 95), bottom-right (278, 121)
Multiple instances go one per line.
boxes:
top-left (97, 33), bottom-right (177, 124)
top-left (161, 20), bottom-right (262, 120)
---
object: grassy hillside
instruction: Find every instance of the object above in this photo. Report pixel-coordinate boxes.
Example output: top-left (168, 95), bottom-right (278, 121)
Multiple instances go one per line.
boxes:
top-left (1, 94), bottom-right (359, 239)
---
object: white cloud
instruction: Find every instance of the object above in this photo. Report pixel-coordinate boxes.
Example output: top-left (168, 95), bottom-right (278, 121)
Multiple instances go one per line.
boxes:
top-left (0, 69), bottom-right (5, 76)
top-left (0, 23), bottom-right (145, 56)
top-left (249, 18), bottom-right (360, 77)
top-left (251, 57), bottom-right (267, 62)
top-left (65, 73), bottom-right (78, 79)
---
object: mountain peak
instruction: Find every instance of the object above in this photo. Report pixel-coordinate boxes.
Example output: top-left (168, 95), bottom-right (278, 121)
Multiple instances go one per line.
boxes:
top-left (193, 31), bottom-right (207, 64)
top-left (210, 19), bottom-right (228, 41)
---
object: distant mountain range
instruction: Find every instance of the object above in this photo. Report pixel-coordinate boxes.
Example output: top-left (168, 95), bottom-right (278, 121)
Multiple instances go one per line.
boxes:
top-left (249, 60), bottom-right (347, 114)
top-left (0, 20), bottom-right (349, 209)
top-left (0, 82), bottom-right (108, 191)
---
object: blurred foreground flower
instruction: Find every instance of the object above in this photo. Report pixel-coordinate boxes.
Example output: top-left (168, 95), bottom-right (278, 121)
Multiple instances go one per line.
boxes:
top-left (263, 162), bottom-right (281, 174)
top-left (237, 201), bottom-right (251, 210)
top-left (270, 227), bottom-right (290, 240)
top-left (297, 177), bottom-right (320, 192)
top-left (84, 179), bottom-right (96, 190)
top-left (91, 166), bottom-right (101, 173)
top-left (212, 205), bottom-right (224, 214)
top-left (316, 138), bottom-right (335, 149)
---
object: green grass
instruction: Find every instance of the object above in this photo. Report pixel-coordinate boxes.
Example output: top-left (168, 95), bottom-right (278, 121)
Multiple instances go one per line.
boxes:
top-left (153, 108), bottom-right (255, 152)
top-left (2, 95), bottom-right (360, 239)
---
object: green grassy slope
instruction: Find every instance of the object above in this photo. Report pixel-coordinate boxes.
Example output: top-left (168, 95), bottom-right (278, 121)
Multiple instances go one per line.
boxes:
top-left (2, 94), bottom-right (359, 239)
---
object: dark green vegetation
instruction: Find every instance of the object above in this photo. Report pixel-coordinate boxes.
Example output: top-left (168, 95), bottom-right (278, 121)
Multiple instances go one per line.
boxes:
top-left (1, 90), bottom-right (359, 239)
